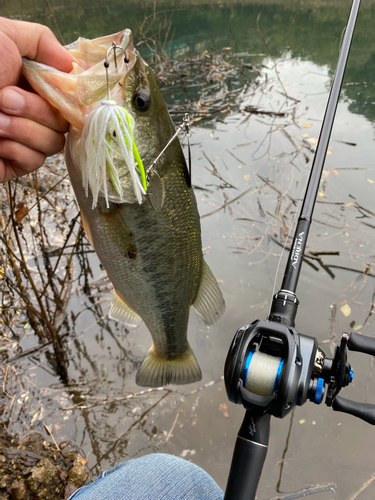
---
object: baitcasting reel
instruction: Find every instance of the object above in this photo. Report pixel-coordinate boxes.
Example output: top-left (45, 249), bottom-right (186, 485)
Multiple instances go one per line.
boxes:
top-left (223, 310), bottom-right (375, 500)
top-left (224, 314), bottom-right (375, 423)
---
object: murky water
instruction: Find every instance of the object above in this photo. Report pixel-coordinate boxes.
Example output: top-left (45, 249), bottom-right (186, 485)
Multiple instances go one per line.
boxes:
top-left (2, 1), bottom-right (375, 498)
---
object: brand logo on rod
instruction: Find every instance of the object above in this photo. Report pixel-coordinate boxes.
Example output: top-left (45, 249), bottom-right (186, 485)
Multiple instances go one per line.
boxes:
top-left (291, 232), bottom-right (304, 269)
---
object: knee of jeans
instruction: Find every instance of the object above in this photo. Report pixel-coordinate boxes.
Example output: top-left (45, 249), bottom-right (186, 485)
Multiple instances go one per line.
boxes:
top-left (67, 453), bottom-right (223, 500)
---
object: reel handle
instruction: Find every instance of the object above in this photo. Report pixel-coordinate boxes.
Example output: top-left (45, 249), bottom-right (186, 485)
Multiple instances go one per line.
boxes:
top-left (328, 332), bottom-right (375, 424)
top-left (348, 332), bottom-right (375, 356)
top-left (224, 411), bottom-right (271, 500)
top-left (332, 396), bottom-right (375, 425)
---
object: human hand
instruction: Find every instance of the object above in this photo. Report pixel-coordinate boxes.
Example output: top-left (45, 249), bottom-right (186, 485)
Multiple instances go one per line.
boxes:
top-left (0, 17), bottom-right (75, 182)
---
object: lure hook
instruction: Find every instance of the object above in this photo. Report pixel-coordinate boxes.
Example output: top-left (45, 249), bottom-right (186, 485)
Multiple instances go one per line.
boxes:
top-left (103, 43), bottom-right (130, 99)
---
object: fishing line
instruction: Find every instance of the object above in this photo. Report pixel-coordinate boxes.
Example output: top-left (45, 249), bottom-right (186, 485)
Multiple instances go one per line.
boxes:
top-left (269, 4), bottom-right (357, 312)
top-left (269, 164), bottom-right (310, 316)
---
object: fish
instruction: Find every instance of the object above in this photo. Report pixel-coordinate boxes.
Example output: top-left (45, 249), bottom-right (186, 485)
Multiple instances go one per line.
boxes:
top-left (22, 29), bottom-right (225, 387)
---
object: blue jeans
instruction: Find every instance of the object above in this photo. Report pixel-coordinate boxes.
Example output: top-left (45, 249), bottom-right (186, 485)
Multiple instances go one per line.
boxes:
top-left (68, 453), bottom-right (224, 500)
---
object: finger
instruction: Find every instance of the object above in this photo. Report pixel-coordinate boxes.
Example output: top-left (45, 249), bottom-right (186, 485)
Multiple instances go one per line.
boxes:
top-left (0, 30), bottom-right (23, 87)
top-left (0, 87), bottom-right (69, 133)
top-left (0, 17), bottom-right (75, 72)
top-left (0, 113), bottom-right (66, 157)
top-left (0, 139), bottom-right (46, 183)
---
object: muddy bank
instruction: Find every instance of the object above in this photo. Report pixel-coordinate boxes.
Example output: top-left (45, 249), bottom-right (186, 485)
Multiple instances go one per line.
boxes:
top-left (0, 428), bottom-right (89, 500)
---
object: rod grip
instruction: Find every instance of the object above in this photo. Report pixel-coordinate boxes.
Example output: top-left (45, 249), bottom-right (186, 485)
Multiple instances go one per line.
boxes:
top-left (332, 395), bottom-right (375, 425)
top-left (348, 332), bottom-right (375, 356)
top-left (224, 412), bottom-right (270, 500)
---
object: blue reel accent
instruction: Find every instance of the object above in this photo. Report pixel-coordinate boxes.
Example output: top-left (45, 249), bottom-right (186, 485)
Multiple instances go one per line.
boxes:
top-left (242, 350), bottom-right (255, 384)
top-left (314, 378), bottom-right (325, 404)
top-left (274, 359), bottom-right (284, 391)
top-left (349, 369), bottom-right (354, 383)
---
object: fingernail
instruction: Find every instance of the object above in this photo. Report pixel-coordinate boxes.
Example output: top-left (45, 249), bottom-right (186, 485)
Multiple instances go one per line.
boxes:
top-left (0, 112), bottom-right (11, 130)
top-left (3, 89), bottom-right (25, 112)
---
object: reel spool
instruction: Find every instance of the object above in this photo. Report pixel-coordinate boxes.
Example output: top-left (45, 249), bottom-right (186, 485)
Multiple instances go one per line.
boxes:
top-left (242, 350), bottom-right (284, 397)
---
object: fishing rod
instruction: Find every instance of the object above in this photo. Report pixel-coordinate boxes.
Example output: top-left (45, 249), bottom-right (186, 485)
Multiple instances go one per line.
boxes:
top-left (223, 1), bottom-right (375, 498)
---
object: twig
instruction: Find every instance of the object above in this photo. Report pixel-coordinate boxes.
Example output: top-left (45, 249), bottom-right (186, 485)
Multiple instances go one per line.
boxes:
top-left (52, 225), bottom-right (83, 325)
top-left (201, 186), bottom-right (255, 218)
top-left (7, 182), bottom-right (68, 380)
top-left (6, 341), bottom-right (52, 363)
top-left (61, 387), bottom-right (171, 411)
top-left (256, 13), bottom-right (292, 100)
top-left (348, 474), bottom-right (375, 500)
top-left (203, 151), bottom-right (238, 189)
top-left (270, 483), bottom-right (336, 500)
top-left (2, 366), bottom-right (11, 398)
top-left (257, 174), bottom-right (297, 204)
top-left (43, 421), bottom-right (61, 451)
top-left (39, 216), bottom-right (78, 299)
top-left (166, 409), bottom-right (182, 442)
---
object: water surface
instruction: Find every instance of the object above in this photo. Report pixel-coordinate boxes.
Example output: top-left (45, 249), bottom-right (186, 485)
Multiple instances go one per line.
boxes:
top-left (2, 1), bottom-right (375, 499)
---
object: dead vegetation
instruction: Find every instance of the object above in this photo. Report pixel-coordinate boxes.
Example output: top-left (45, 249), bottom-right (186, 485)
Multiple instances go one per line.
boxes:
top-left (0, 156), bottom-right (93, 382)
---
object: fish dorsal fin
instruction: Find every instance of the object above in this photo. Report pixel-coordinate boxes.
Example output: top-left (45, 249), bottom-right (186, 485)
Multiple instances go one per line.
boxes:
top-left (192, 260), bottom-right (225, 326)
top-left (146, 171), bottom-right (165, 212)
top-left (109, 290), bottom-right (141, 327)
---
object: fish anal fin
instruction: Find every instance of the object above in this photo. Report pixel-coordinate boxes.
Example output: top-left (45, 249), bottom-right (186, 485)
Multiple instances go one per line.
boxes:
top-left (136, 344), bottom-right (202, 387)
top-left (192, 260), bottom-right (225, 326)
top-left (109, 290), bottom-right (141, 327)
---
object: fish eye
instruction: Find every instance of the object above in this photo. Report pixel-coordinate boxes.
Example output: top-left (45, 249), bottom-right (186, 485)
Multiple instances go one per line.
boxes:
top-left (133, 91), bottom-right (151, 112)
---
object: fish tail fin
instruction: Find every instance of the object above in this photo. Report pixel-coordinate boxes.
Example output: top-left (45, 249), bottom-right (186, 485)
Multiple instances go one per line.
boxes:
top-left (136, 345), bottom-right (202, 387)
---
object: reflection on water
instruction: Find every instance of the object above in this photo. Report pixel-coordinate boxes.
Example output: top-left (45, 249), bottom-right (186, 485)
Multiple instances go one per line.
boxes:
top-left (2, 1), bottom-right (375, 499)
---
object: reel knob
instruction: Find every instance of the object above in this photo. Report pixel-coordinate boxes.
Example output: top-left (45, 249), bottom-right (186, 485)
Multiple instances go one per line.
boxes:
top-left (309, 377), bottom-right (326, 405)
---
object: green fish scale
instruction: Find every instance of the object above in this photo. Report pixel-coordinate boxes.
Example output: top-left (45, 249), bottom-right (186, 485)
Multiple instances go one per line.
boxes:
top-left (118, 158), bottom-right (202, 358)
top-left (66, 52), bottom-right (203, 364)
top-left (68, 143), bottom-right (202, 360)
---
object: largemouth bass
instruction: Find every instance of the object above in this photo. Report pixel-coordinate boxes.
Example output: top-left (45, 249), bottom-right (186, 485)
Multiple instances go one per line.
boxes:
top-left (22, 29), bottom-right (225, 387)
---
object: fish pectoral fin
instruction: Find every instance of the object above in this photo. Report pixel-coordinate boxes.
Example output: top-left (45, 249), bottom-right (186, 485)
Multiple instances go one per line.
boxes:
top-left (136, 344), bottom-right (202, 387)
top-left (192, 259), bottom-right (226, 326)
top-left (109, 290), bottom-right (141, 327)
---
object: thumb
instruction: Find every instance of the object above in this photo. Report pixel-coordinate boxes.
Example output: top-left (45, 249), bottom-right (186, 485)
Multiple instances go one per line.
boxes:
top-left (0, 17), bottom-right (75, 87)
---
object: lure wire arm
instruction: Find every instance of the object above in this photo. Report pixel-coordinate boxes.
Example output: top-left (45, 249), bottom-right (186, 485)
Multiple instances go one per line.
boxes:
top-left (147, 113), bottom-right (192, 186)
